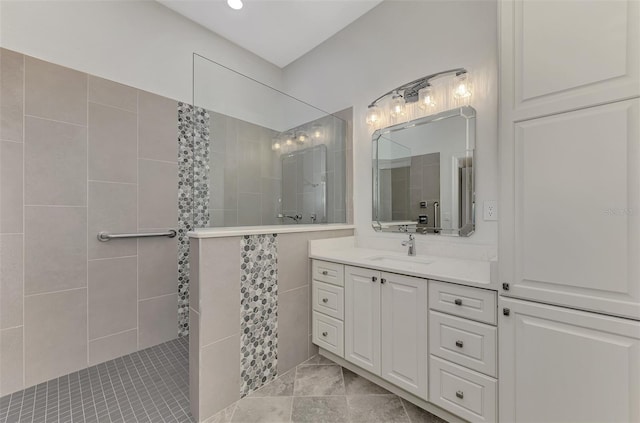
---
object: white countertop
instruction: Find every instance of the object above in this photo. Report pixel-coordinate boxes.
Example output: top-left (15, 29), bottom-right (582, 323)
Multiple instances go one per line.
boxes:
top-left (309, 237), bottom-right (496, 290)
top-left (188, 224), bottom-right (354, 239)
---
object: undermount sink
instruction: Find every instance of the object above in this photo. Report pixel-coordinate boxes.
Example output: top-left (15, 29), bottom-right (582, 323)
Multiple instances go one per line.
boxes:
top-left (366, 255), bottom-right (433, 266)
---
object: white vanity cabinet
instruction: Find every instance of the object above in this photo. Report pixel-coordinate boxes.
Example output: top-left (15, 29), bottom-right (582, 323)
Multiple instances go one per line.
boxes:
top-left (499, 297), bottom-right (640, 423)
top-left (343, 266), bottom-right (428, 397)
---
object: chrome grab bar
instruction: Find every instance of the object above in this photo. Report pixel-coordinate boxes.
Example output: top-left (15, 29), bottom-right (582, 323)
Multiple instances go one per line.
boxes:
top-left (97, 230), bottom-right (177, 242)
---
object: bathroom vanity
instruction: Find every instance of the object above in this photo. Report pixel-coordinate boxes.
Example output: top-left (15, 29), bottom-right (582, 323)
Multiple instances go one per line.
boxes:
top-left (309, 237), bottom-right (498, 423)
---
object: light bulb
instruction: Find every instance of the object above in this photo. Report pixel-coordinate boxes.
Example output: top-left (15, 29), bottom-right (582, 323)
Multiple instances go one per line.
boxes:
top-left (390, 94), bottom-right (405, 118)
top-left (227, 0), bottom-right (243, 10)
top-left (297, 131), bottom-right (308, 143)
top-left (454, 72), bottom-right (472, 99)
top-left (271, 140), bottom-right (281, 151)
top-left (312, 124), bottom-right (323, 139)
top-left (418, 85), bottom-right (435, 110)
top-left (285, 133), bottom-right (294, 146)
top-left (366, 105), bottom-right (381, 126)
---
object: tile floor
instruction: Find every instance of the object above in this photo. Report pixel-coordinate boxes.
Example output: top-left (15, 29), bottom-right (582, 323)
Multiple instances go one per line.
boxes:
top-left (205, 355), bottom-right (447, 423)
top-left (1, 340), bottom-right (446, 423)
top-left (0, 337), bottom-right (191, 423)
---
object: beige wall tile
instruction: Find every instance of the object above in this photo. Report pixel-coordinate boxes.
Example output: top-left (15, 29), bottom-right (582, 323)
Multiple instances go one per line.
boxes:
top-left (189, 308), bottom-right (200, 420)
top-left (88, 329), bottom-right (138, 366)
top-left (277, 286), bottom-right (309, 374)
top-left (88, 181), bottom-right (137, 259)
top-left (138, 159), bottom-right (178, 229)
top-left (138, 234), bottom-right (178, 300)
top-left (199, 334), bottom-right (241, 420)
top-left (277, 232), bottom-right (311, 293)
top-left (88, 256), bottom-right (137, 339)
top-left (139, 294), bottom-right (177, 349)
top-left (189, 240), bottom-right (200, 313)
top-left (138, 91), bottom-right (178, 163)
top-left (24, 116), bottom-right (87, 206)
top-left (199, 237), bottom-right (241, 346)
top-left (24, 288), bottom-right (87, 386)
top-left (24, 206), bottom-right (87, 295)
top-left (88, 76), bottom-right (137, 112)
top-left (88, 102), bottom-right (137, 183)
top-left (0, 326), bottom-right (24, 396)
top-left (0, 141), bottom-right (23, 233)
top-left (0, 234), bottom-right (23, 329)
top-left (25, 57), bottom-right (86, 125)
top-left (0, 48), bottom-right (24, 143)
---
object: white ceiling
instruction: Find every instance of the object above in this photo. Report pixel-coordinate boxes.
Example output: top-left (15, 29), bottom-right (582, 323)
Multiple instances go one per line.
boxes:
top-left (158, 0), bottom-right (383, 68)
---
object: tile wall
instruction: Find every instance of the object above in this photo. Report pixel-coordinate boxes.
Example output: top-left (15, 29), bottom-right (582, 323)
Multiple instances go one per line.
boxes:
top-left (0, 48), bottom-right (180, 396)
top-left (189, 229), bottom-right (354, 422)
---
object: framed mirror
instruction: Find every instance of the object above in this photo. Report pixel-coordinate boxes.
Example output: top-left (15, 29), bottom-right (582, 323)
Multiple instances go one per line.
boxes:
top-left (372, 106), bottom-right (475, 236)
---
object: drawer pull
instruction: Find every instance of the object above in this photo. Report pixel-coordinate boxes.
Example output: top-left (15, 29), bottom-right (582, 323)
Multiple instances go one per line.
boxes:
top-left (455, 340), bottom-right (464, 348)
top-left (456, 390), bottom-right (464, 399)
top-left (322, 332), bottom-right (328, 337)
top-left (372, 276), bottom-right (378, 282)
top-left (381, 278), bottom-right (386, 284)
top-left (322, 298), bottom-right (329, 303)
top-left (454, 298), bottom-right (463, 306)
top-left (322, 270), bottom-right (329, 275)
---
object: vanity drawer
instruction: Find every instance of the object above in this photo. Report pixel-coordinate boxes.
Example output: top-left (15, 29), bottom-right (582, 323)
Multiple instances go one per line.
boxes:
top-left (312, 281), bottom-right (344, 320)
top-left (312, 260), bottom-right (344, 287)
top-left (429, 311), bottom-right (497, 377)
top-left (429, 356), bottom-right (497, 423)
top-left (312, 312), bottom-right (344, 357)
top-left (428, 281), bottom-right (497, 325)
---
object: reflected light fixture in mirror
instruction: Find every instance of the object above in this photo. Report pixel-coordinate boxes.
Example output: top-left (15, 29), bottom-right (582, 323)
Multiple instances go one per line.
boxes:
top-left (312, 124), bottom-right (323, 140)
top-left (366, 68), bottom-right (471, 127)
top-left (297, 131), bottom-right (309, 143)
top-left (271, 138), bottom-right (281, 151)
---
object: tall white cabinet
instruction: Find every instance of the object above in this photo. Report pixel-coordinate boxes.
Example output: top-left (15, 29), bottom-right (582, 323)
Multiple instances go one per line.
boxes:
top-left (499, 0), bottom-right (640, 421)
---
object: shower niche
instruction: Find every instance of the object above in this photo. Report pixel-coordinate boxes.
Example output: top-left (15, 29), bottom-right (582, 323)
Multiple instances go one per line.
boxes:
top-left (192, 54), bottom-right (349, 229)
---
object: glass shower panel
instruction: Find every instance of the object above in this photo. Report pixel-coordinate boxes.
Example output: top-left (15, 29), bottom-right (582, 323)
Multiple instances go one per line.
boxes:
top-left (192, 54), bottom-right (347, 228)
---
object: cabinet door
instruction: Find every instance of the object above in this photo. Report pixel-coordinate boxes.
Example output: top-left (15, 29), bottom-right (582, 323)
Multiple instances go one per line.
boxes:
top-left (502, 99), bottom-right (640, 319)
top-left (499, 297), bottom-right (640, 423)
top-left (345, 266), bottom-right (381, 375)
top-left (500, 0), bottom-right (639, 120)
top-left (380, 273), bottom-right (427, 398)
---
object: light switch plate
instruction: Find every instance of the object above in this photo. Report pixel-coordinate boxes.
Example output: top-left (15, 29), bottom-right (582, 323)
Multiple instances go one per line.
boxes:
top-left (483, 200), bottom-right (498, 221)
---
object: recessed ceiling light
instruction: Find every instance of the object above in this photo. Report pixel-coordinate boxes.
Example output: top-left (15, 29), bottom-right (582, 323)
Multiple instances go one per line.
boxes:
top-left (227, 0), bottom-right (243, 10)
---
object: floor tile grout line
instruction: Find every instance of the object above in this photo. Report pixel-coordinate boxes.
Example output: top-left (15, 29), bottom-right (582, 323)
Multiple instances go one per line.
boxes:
top-left (135, 347), bottom-right (184, 422)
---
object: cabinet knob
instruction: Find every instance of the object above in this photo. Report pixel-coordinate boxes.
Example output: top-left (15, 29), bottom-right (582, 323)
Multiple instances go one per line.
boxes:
top-left (322, 270), bottom-right (329, 276)
top-left (322, 332), bottom-right (328, 337)
top-left (322, 298), bottom-right (329, 303)
top-left (456, 390), bottom-right (464, 399)
top-left (454, 298), bottom-right (463, 306)
top-left (503, 307), bottom-right (511, 316)
top-left (372, 276), bottom-right (378, 282)
top-left (455, 340), bottom-right (464, 348)
top-left (381, 278), bottom-right (386, 284)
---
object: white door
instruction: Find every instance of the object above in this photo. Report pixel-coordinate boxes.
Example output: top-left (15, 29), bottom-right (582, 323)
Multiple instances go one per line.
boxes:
top-left (345, 266), bottom-right (381, 375)
top-left (500, 0), bottom-right (639, 121)
top-left (499, 297), bottom-right (640, 423)
top-left (502, 99), bottom-right (640, 319)
top-left (380, 273), bottom-right (427, 398)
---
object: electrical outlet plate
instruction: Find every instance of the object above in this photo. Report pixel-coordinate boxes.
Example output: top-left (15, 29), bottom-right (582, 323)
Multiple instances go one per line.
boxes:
top-left (483, 200), bottom-right (498, 221)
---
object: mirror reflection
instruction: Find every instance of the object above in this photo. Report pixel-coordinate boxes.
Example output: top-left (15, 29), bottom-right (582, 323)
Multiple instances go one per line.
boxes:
top-left (372, 106), bottom-right (475, 236)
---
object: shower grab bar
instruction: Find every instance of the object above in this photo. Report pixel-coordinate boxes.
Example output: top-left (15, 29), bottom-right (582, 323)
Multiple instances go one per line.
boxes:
top-left (97, 230), bottom-right (177, 242)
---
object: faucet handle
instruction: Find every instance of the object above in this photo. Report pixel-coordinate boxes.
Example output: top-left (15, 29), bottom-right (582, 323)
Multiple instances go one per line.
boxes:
top-left (409, 234), bottom-right (415, 240)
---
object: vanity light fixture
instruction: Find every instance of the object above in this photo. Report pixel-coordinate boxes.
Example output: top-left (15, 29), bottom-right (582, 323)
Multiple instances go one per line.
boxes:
top-left (311, 124), bottom-right (323, 140)
top-left (296, 131), bottom-right (308, 143)
top-left (227, 0), bottom-right (243, 10)
top-left (366, 68), bottom-right (471, 126)
top-left (271, 138), bottom-right (281, 151)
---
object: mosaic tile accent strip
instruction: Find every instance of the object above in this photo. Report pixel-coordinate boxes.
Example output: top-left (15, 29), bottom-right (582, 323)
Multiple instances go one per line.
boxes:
top-left (240, 234), bottom-right (279, 397)
top-left (0, 338), bottom-right (192, 423)
top-left (177, 102), bottom-right (210, 337)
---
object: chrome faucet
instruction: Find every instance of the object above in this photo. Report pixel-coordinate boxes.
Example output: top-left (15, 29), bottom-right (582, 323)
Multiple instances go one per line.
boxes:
top-left (402, 234), bottom-right (416, 256)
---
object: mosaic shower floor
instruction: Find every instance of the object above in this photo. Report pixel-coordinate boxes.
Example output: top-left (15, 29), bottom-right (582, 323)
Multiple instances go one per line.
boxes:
top-left (1, 340), bottom-right (446, 423)
top-left (0, 337), bottom-right (191, 423)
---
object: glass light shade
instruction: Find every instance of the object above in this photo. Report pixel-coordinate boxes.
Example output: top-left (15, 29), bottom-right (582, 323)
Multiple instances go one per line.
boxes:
top-left (285, 132), bottom-right (294, 146)
top-left (271, 140), bottom-right (281, 151)
top-left (312, 124), bottom-right (323, 139)
top-left (297, 131), bottom-right (308, 143)
top-left (366, 105), bottom-right (381, 126)
top-left (454, 73), bottom-right (472, 99)
top-left (418, 85), bottom-right (436, 110)
top-left (227, 0), bottom-right (243, 9)
top-left (390, 94), bottom-right (405, 117)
